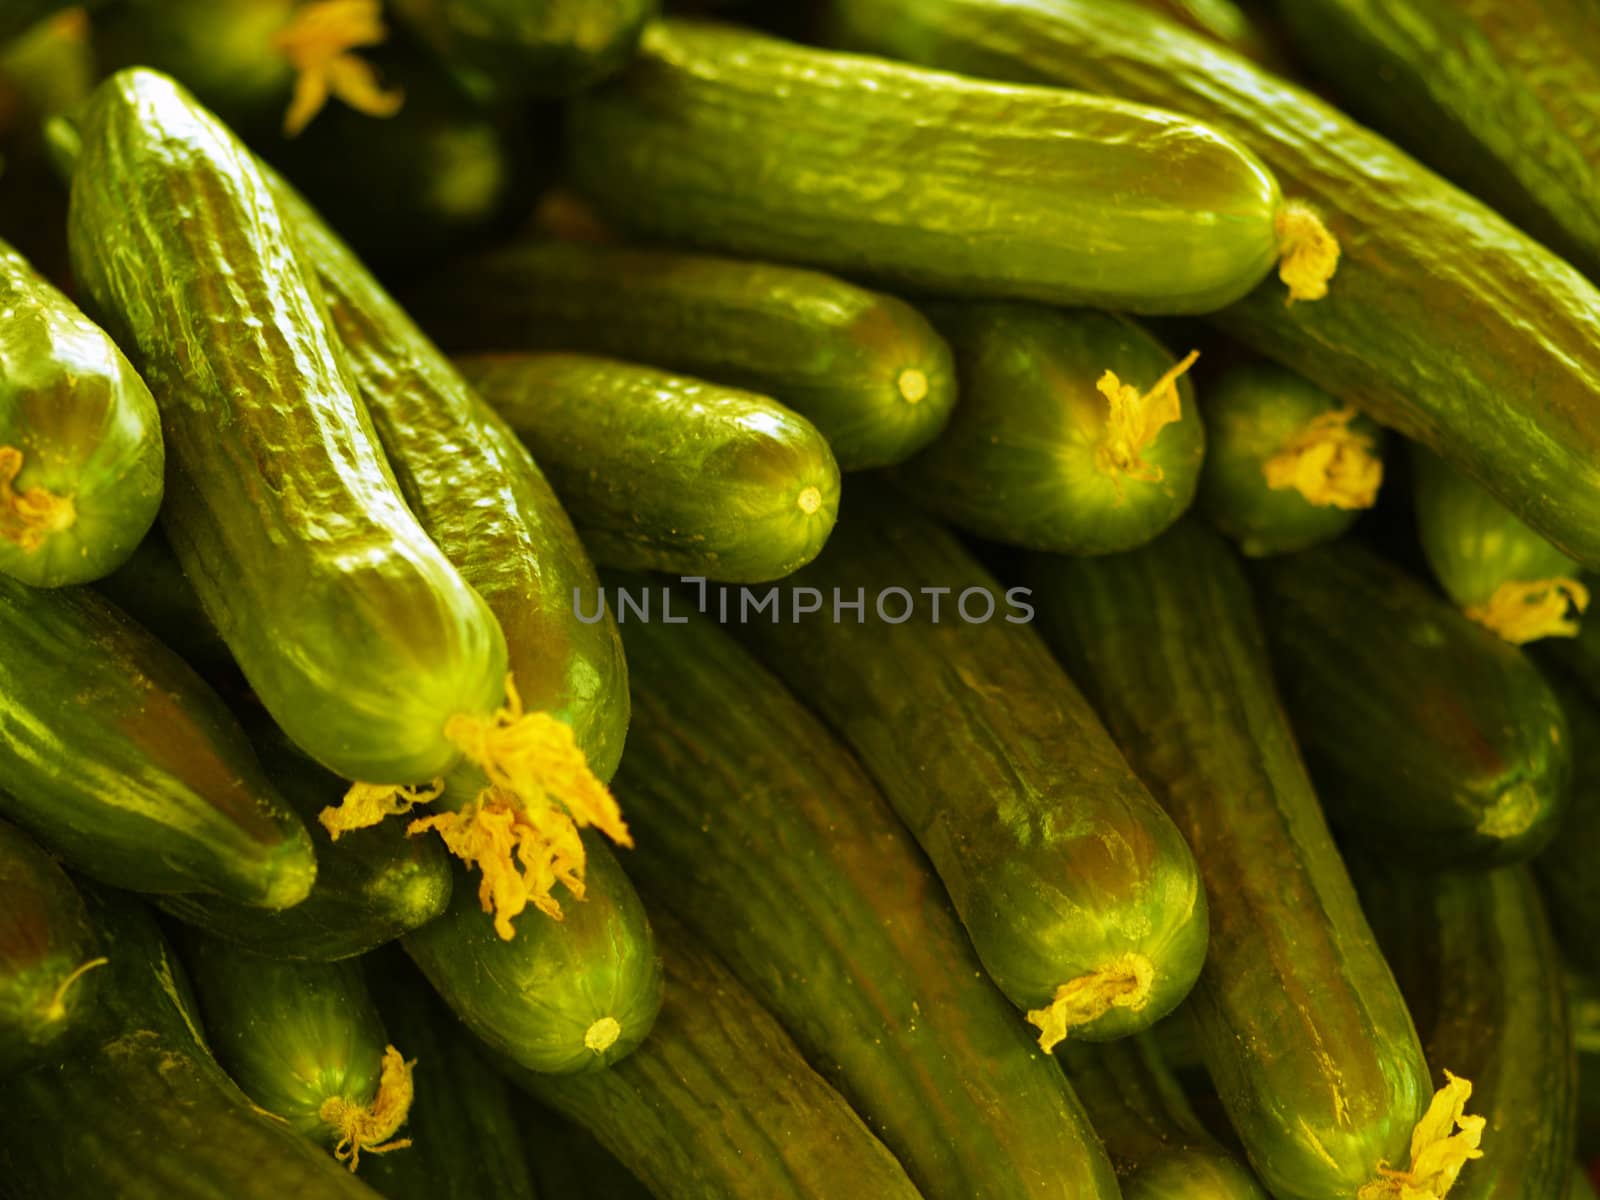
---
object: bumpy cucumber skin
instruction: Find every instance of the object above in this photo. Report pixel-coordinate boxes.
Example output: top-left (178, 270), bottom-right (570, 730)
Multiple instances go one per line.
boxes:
top-left (272, 175), bottom-right (629, 782)
top-left (408, 239), bottom-right (957, 471)
top-left (900, 303), bottom-right (1203, 555)
top-left (0, 239), bottom-right (162, 587)
top-left (66, 69), bottom-right (506, 785)
top-left (502, 911), bottom-right (924, 1200)
top-left (403, 836), bottom-right (661, 1076)
top-left (1197, 360), bottom-right (1382, 557)
top-left (1531, 670), bottom-right (1600, 979)
top-left (1252, 543), bottom-right (1570, 866)
top-left (458, 353), bottom-right (840, 584)
top-left (614, 600), bottom-right (1121, 1200)
top-left (0, 818), bottom-right (102, 1074)
top-left (0, 577), bottom-right (315, 908)
top-left (737, 494), bottom-right (1208, 1041)
top-left (570, 20), bottom-right (1283, 316)
top-left (823, 0), bottom-right (1600, 568)
top-left (0, 887), bottom-right (381, 1200)
top-left (1024, 522), bottom-right (1429, 1200)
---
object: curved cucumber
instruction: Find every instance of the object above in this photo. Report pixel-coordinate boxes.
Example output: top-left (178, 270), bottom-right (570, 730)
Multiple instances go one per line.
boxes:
top-left (613, 598), bottom-right (1120, 1198)
top-left (570, 19), bottom-right (1293, 316)
top-left (458, 353), bottom-right (839, 583)
top-left (898, 303), bottom-right (1202, 555)
top-left (407, 238), bottom-right (956, 471)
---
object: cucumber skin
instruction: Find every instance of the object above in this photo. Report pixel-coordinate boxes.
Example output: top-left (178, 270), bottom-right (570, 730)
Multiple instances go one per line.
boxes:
top-left (458, 353), bottom-right (840, 584)
top-left (1252, 543), bottom-right (1570, 866)
top-left (502, 911), bottom-right (924, 1200)
top-left (0, 576), bottom-right (315, 909)
top-left (736, 494), bottom-right (1208, 1040)
top-left (518, 1097), bottom-right (651, 1200)
top-left (407, 239), bottom-right (956, 472)
top-left (823, 0), bottom-right (1600, 568)
top-left (613, 599), bottom-right (1121, 1199)
top-left (570, 19), bottom-right (1283, 316)
top-left (0, 239), bottom-right (162, 587)
top-left (1023, 521), bottom-right (1429, 1200)
top-left (1531, 669), bottom-right (1600, 979)
top-left (66, 69), bottom-right (507, 785)
top-left (898, 303), bottom-right (1203, 555)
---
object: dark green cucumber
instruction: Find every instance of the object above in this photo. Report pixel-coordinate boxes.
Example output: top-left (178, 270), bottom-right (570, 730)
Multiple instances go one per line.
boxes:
top-left (823, 0), bottom-right (1600, 568)
top-left (0, 577), bottom-right (315, 907)
top-left (407, 239), bottom-right (956, 471)
top-left (1550, 608), bottom-right (1600, 711)
top-left (403, 835), bottom-right (660, 1075)
top-left (0, 886), bottom-right (381, 1199)
top-left (570, 19), bottom-right (1296, 316)
top-left (1531, 670), bottom-right (1600, 978)
top-left (613, 597), bottom-right (1121, 1198)
top-left (95, 528), bottom-right (235, 677)
top-left (503, 909), bottom-right (923, 1200)
top-left (1352, 859), bottom-right (1574, 1199)
top-left (1196, 358), bottom-right (1384, 557)
top-left (0, 817), bottom-right (103, 1073)
top-left (1252, 542), bottom-right (1570, 865)
top-left (1021, 521), bottom-right (1431, 1200)
top-left (737, 492), bottom-right (1208, 1046)
top-left (519, 1098), bottom-right (650, 1200)
top-left (457, 353), bottom-right (840, 583)
top-left (898, 303), bottom-right (1202, 555)
top-left (1574, 969), bottom-right (1600, 1157)
top-left (0, 237), bottom-right (161, 586)
top-left (67, 69), bottom-right (508, 786)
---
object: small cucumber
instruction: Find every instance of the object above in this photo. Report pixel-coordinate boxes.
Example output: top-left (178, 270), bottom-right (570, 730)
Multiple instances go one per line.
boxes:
top-left (1196, 359), bottom-right (1384, 557)
top-left (503, 909), bottom-right (924, 1200)
top-left (458, 353), bottom-right (840, 583)
top-left (897, 303), bottom-right (1202, 555)
top-left (1530, 669), bottom-right (1600, 978)
top-left (1252, 542), bottom-right (1570, 866)
top-left (570, 19), bottom-right (1315, 316)
top-left (406, 238), bottom-right (956, 471)
top-left (0, 237), bottom-right (162, 586)
top-left (0, 817), bottom-right (103, 1074)
top-left (0, 577), bottom-right (315, 908)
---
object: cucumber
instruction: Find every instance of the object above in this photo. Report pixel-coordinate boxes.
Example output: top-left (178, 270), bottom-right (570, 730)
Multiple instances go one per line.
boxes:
top-left (0, 576), bottom-right (315, 908)
top-left (502, 909), bottom-right (924, 1200)
top-left (402, 835), bottom-right (660, 1076)
top-left (94, 529), bottom-right (235, 678)
top-left (1414, 446), bottom-right (1588, 645)
top-left (1128, 0), bottom-right (1288, 67)
top-left (1531, 669), bottom-right (1600, 978)
top-left (457, 353), bottom-right (840, 583)
top-left (519, 1098), bottom-right (651, 1200)
top-left (1021, 520), bottom-right (1432, 1200)
top-left (822, 0), bottom-right (1600, 569)
top-left (0, 237), bottom-right (162, 587)
top-left (405, 239), bottom-right (956, 471)
top-left (0, 886), bottom-right (381, 1199)
top-left (0, 817), bottom-right (103, 1074)
top-left (612, 597), bottom-right (1121, 1198)
top-left (1351, 859), bottom-right (1573, 1199)
top-left (1196, 359), bottom-right (1384, 557)
top-left (897, 303), bottom-right (1203, 555)
top-left (569, 19), bottom-right (1322, 316)
top-left (736, 491), bottom-right (1208, 1048)
top-left (1251, 541), bottom-right (1570, 866)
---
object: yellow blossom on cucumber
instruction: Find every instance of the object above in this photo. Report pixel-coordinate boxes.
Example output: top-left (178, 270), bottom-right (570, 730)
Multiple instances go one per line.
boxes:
top-left (1262, 406), bottom-right (1383, 509)
top-left (1024, 954), bottom-right (1153, 1053)
top-left (274, 0), bottom-right (403, 137)
top-left (1358, 1071), bottom-right (1484, 1199)
top-left (1466, 577), bottom-right (1590, 644)
top-left (1094, 350), bottom-right (1199, 494)
top-left (319, 1044), bottom-right (415, 1171)
top-left (0, 446), bottom-right (76, 552)
top-left (320, 778), bottom-right (443, 841)
top-left (1276, 200), bottom-right (1340, 303)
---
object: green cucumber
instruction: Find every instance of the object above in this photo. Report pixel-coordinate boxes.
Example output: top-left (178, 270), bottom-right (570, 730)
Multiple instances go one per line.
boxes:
top-left (0, 237), bottom-right (162, 587)
top-left (402, 835), bottom-right (660, 1076)
top-left (457, 353), bottom-right (839, 583)
top-left (897, 303), bottom-right (1202, 555)
top-left (737, 492), bottom-right (1208, 1047)
top-left (1021, 520), bottom-right (1431, 1200)
top-left (0, 817), bottom-right (103, 1074)
top-left (95, 529), bottom-right (235, 678)
top-left (0, 886), bottom-right (381, 1199)
top-left (1531, 670), bottom-right (1600, 978)
top-left (613, 597), bottom-right (1121, 1198)
top-left (822, 0), bottom-right (1600, 568)
top-left (1128, 0), bottom-right (1289, 67)
top-left (570, 19), bottom-right (1308, 316)
top-left (66, 69), bottom-right (508, 786)
top-left (1252, 542), bottom-right (1570, 865)
top-left (406, 239), bottom-right (956, 471)
top-left (0, 577), bottom-right (315, 907)
top-left (1550, 610), bottom-right (1600, 711)
top-left (503, 909), bottom-right (923, 1200)
top-left (1196, 358), bottom-right (1384, 557)
top-left (519, 1099), bottom-right (650, 1200)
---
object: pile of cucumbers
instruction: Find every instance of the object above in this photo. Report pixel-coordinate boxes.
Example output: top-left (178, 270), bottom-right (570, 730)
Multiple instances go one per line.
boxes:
top-left (0, 1), bottom-right (1597, 1198)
